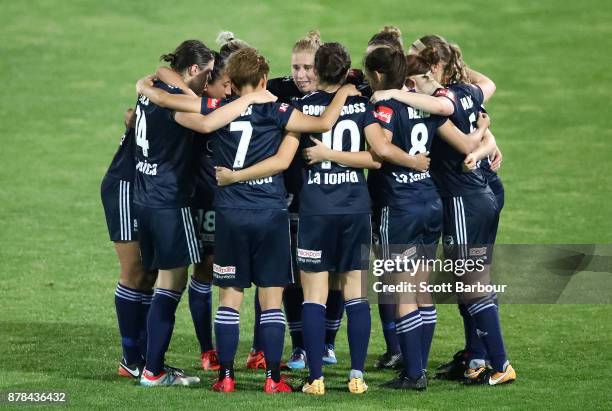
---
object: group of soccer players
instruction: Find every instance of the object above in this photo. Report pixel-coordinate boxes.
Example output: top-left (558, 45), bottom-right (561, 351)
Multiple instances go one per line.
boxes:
top-left (101, 26), bottom-right (516, 395)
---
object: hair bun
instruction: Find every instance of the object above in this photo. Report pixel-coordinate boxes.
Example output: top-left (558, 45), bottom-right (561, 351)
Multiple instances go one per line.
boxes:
top-left (381, 25), bottom-right (401, 38)
top-left (216, 31), bottom-right (235, 46)
top-left (306, 29), bottom-right (321, 43)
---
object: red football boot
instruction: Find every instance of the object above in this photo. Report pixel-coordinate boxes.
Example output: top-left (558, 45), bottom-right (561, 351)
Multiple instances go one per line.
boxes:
top-left (212, 376), bottom-right (236, 392)
top-left (246, 350), bottom-right (266, 370)
top-left (201, 350), bottom-right (220, 371)
top-left (264, 376), bottom-right (293, 393)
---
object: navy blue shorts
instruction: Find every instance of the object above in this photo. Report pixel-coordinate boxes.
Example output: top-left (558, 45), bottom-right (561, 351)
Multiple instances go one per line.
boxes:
top-left (379, 198), bottom-right (442, 262)
top-left (214, 208), bottom-right (292, 288)
top-left (487, 174), bottom-right (505, 211)
top-left (101, 175), bottom-right (137, 242)
top-left (289, 213), bottom-right (299, 282)
top-left (135, 205), bottom-right (202, 270)
top-left (297, 213), bottom-right (371, 273)
top-left (192, 179), bottom-right (216, 257)
top-left (194, 208), bottom-right (215, 257)
top-left (441, 194), bottom-right (499, 263)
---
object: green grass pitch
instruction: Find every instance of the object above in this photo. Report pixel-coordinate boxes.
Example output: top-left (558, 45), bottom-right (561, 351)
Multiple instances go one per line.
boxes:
top-left (1, 0), bottom-right (612, 409)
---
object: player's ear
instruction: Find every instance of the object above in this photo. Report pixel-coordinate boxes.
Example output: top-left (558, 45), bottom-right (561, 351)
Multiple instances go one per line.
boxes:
top-left (188, 64), bottom-right (200, 77)
top-left (260, 74), bottom-right (268, 89)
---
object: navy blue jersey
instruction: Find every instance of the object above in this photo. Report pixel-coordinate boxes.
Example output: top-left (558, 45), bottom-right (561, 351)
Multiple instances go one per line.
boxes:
top-left (267, 76), bottom-right (307, 212)
top-left (374, 99), bottom-right (446, 207)
top-left (429, 84), bottom-right (491, 197)
top-left (192, 132), bottom-right (216, 206)
top-left (347, 69), bottom-right (372, 99)
top-left (293, 91), bottom-right (377, 216)
top-left (133, 81), bottom-right (195, 208)
top-left (105, 126), bottom-right (136, 182)
top-left (202, 97), bottom-right (295, 209)
top-left (267, 76), bottom-right (302, 104)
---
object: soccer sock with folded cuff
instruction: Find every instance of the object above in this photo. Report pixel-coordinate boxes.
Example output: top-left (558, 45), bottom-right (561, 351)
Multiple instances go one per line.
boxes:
top-left (325, 289), bottom-right (344, 346)
top-left (188, 277), bottom-right (213, 353)
top-left (260, 309), bottom-right (286, 383)
top-left (115, 283), bottom-right (143, 365)
top-left (283, 287), bottom-right (304, 350)
top-left (396, 310), bottom-right (424, 380)
top-left (467, 297), bottom-right (507, 372)
top-left (419, 306), bottom-right (437, 369)
top-left (379, 303), bottom-right (400, 355)
top-left (215, 307), bottom-right (240, 379)
top-left (139, 289), bottom-right (153, 360)
top-left (345, 298), bottom-right (371, 373)
top-left (251, 288), bottom-right (263, 352)
top-left (302, 302), bottom-right (326, 381)
top-left (145, 288), bottom-right (182, 375)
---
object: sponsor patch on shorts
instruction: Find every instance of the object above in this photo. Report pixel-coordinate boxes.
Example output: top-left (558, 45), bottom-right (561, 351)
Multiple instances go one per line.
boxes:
top-left (213, 263), bottom-right (236, 279)
top-left (297, 248), bottom-right (322, 259)
top-left (469, 247), bottom-right (487, 256)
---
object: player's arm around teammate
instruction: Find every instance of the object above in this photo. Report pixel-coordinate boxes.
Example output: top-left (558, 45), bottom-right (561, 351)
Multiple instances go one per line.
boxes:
top-left (135, 75), bottom-right (278, 132)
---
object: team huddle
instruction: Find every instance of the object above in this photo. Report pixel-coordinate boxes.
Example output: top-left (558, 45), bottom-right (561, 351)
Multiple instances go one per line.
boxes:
top-left (101, 26), bottom-right (516, 394)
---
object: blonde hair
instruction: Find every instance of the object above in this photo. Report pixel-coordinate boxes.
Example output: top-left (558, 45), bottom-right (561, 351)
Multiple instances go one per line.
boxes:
top-left (216, 31), bottom-right (251, 60)
top-left (292, 29), bottom-right (322, 54)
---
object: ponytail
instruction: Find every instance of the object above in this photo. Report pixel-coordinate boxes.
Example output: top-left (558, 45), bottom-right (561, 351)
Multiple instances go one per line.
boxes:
top-left (445, 43), bottom-right (470, 84)
top-left (159, 40), bottom-right (213, 73)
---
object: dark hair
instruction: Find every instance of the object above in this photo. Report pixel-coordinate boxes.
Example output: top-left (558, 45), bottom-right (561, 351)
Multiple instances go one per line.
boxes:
top-left (368, 25), bottom-right (404, 52)
top-left (225, 47), bottom-right (270, 89)
top-left (216, 31), bottom-right (250, 60)
top-left (315, 42), bottom-right (351, 86)
top-left (160, 40), bottom-right (214, 73)
top-left (364, 47), bottom-right (407, 89)
top-left (412, 35), bottom-right (470, 84)
top-left (405, 46), bottom-right (440, 76)
top-left (209, 51), bottom-right (226, 83)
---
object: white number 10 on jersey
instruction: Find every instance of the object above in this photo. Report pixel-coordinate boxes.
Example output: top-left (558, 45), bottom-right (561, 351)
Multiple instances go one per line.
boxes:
top-left (321, 119), bottom-right (360, 169)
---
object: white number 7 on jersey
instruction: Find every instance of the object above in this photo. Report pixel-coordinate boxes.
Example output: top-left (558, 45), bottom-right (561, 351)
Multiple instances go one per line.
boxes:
top-left (231, 121), bottom-right (253, 168)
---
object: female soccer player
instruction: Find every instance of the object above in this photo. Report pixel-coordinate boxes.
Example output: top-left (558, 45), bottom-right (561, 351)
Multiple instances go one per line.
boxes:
top-left (132, 40), bottom-right (278, 387)
top-left (101, 108), bottom-right (157, 379)
top-left (364, 46), bottom-right (495, 390)
top-left (401, 39), bottom-right (516, 386)
top-left (266, 30), bottom-right (348, 370)
top-left (186, 51), bottom-right (230, 371)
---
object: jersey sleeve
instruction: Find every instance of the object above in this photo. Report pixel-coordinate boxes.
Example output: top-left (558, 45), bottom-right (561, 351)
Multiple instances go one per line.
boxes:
top-left (470, 84), bottom-right (485, 108)
top-left (270, 102), bottom-right (295, 129)
top-left (433, 87), bottom-right (458, 113)
top-left (200, 97), bottom-right (222, 115)
top-left (430, 114), bottom-right (448, 130)
top-left (373, 103), bottom-right (397, 133)
top-left (363, 103), bottom-right (379, 129)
